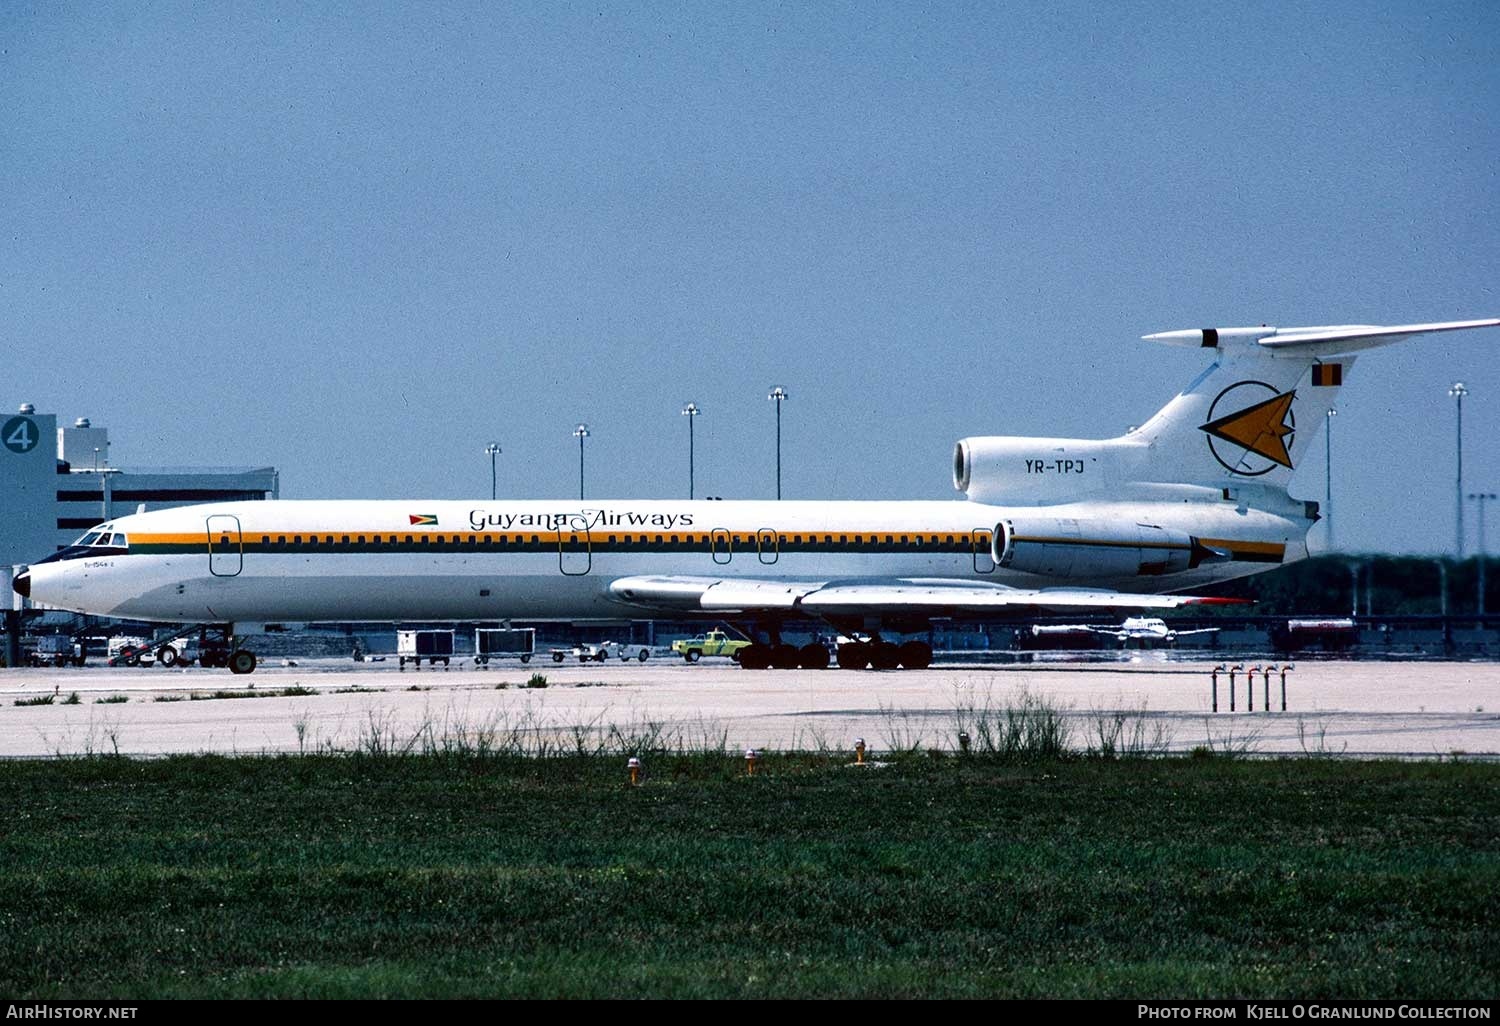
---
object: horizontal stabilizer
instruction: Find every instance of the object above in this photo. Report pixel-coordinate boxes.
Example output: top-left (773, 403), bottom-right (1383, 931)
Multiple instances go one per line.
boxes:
top-left (1143, 318), bottom-right (1500, 358)
top-left (1258, 318), bottom-right (1500, 356)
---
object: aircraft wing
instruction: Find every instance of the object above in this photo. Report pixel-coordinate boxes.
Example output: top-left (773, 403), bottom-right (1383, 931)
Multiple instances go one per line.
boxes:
top-left (1170, 627), bottom-right (1222, 637)
top-left (608, 575), bottom-right (1241, 617)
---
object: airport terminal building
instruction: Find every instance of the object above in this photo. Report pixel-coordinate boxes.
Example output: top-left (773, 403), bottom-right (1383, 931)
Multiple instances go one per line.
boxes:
top-left (2, 403), bottom-right (277, 610)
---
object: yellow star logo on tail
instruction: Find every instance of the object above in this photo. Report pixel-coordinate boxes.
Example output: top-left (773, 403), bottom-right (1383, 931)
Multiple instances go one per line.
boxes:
top-left (1200, 390), bottom-right (1296, 469)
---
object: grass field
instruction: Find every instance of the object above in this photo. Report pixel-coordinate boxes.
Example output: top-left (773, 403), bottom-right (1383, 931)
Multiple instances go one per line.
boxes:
top-left (0, 751), bottom-right (1495, 998)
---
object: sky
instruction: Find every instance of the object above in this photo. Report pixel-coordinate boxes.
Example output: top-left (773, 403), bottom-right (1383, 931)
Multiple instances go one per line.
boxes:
top-left (3, 1), bottom-right (1498, 555)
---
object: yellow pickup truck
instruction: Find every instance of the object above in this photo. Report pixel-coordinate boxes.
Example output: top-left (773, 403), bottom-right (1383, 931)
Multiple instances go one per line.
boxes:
top-left (671, 630), bottom-right (751, 663)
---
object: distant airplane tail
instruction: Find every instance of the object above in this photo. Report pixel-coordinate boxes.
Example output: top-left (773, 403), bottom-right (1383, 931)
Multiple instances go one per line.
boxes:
top-left (955, 319), bottom-right (1499, 505)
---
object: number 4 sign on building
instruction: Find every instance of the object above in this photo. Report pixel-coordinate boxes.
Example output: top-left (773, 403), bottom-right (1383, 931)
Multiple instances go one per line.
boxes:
top-left (2, 416), bottom-right (40, 454)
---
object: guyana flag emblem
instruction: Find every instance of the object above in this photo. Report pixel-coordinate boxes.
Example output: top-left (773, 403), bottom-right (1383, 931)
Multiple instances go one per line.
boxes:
top-left (409, 514), bottom-right (439, 526)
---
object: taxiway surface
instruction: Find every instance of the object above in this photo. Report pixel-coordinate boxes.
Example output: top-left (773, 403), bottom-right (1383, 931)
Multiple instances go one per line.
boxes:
top-left (2, 655), bottom-right (1497, 759)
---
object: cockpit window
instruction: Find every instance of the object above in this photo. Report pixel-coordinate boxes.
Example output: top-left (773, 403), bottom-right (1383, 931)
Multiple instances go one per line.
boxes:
top-left (68, 530), bottom-right (126, 549)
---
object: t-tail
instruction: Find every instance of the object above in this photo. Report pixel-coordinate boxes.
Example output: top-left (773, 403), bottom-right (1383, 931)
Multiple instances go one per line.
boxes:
top-left (954, 318), bottom-right (1500, 507)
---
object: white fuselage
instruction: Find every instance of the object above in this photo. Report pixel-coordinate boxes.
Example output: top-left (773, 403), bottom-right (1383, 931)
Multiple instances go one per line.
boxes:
top-left (22, 496), bottom-right (1306, 625)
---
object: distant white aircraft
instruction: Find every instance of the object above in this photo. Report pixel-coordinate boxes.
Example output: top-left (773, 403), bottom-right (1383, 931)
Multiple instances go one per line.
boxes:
top-left (15, 317), bottom-right (1499, 673)
top-left (1032, 616), bottom-right (1220, 645)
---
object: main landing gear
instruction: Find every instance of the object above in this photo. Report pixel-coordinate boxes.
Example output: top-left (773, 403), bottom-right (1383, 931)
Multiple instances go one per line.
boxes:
top-left (737, 642), bottom-right (829, 671)
top-left (835, 639), bottom-right (932, 671)
top-left (734, 629), bottom-right (933, 671)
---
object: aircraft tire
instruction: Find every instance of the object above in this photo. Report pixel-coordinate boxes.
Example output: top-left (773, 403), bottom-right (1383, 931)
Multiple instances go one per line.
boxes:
top-left (770, 644), bottom-right (800, 670)
top-left (797, 643), bottom-right (830, 670)
top-left (897, 641), bottom-right (933, 670)
top-left (836, 643), bottom-right (869, 670)
top-left (869, 642), bottom-right (901, 671)
top-left (738, 645), bottom-right (771, 670)
top-left (229, 649), bottom-right (257, 675)
top-left (157, 645), bottom-right (178, 668)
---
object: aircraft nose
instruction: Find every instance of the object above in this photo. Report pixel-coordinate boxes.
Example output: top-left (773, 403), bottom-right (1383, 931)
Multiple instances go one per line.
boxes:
top-left (13, 572), bottom-right (31, 599)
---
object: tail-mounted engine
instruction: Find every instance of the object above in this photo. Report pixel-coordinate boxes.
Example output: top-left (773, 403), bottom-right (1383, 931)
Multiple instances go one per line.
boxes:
top-left (993, 517), bottom-right (1226, 579)
top-left (954, 436), bottom-right (1125, 504)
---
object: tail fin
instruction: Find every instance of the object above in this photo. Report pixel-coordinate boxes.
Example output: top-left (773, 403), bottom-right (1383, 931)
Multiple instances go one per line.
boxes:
top-left (1133, 319), bottom-right (1499, 490)
top-left (954, 319), bottom-right (1497, 506)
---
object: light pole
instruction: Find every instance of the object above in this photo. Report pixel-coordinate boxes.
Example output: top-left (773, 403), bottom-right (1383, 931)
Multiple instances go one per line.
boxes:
top-left (572, 424), bottom-right (589, 501)
top-left (485, 442), bottom-right (501, 501)
top-left (1324, 408), bottom-right (1336, 550)
top-left (768, 387), bottom-right (788, 500)
top-left (1451, 382), bottom-right (1468, 556)
top-left (1469, 492), bottom-right (1496, 615)
top-left (681, 402), bottom-right (699, 499)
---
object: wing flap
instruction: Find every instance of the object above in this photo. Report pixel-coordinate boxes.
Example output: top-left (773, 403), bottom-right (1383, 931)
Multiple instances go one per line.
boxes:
top-left (799, 581), bottom-right (1236, 614)
top-left (608, 575), bottom-right (826, 612)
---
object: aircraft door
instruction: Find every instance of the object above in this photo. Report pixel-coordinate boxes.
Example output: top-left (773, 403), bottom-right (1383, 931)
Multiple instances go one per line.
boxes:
top-left (757, 528), bottom-right (779, 565)
top-left (559, 517), bottom-right (591, 576)
top-left (971, 528), bottom-right (995, 574)
top-left (207, 515), bottom-right (243, 577)
top-left (711, 528), bottom-right (732, 565)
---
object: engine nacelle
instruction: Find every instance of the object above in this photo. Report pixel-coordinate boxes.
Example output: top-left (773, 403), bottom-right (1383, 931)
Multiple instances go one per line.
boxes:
top-left (954, 436), bottom-right (1134, 504)
top-left (994, 517), bottom-right (1212, 579)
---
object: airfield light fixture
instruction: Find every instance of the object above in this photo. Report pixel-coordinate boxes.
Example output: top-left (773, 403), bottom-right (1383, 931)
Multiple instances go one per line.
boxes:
top-left (1324, 409), bottom-right (1336, 551)
top-left (768, 387), bottom-right (789, 500)
top-left (485, 443), bottom-right (502, 501)
top-left (681, 402), bottom-right (700, 500)
top-left (1450, 382), bottom-right (1468, 556)
top-left (573, 424), bottom-right (590, 501)
top-left (1468, 492), bottom-right (1496, 615)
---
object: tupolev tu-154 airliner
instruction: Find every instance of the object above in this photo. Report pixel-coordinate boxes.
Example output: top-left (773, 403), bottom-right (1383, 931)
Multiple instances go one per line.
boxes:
top-left (15, 317), bottom-right (1499, 673)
